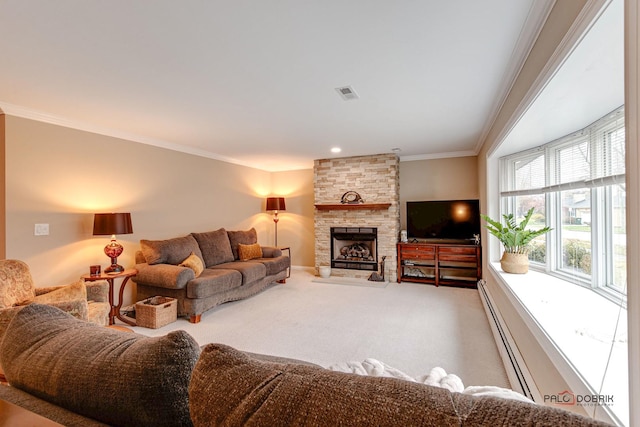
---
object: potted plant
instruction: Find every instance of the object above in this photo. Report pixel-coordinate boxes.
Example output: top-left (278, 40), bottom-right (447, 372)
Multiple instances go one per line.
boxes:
top-left (481, 207), bottom-right (552, 274)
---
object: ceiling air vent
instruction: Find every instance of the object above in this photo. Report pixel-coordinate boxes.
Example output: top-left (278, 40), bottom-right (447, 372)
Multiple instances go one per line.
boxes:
top-left (335, 85), bottom-right (359, 101)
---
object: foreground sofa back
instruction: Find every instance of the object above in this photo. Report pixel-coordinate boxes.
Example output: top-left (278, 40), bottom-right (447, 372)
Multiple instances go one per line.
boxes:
top-left (0, 304), bottom-right (199, 427)
top-left (0, 304), bottom-right (612, 427)
top-left (189, 344), bottom-right (612, 427)
top-left (133, 228), bottom-right (289, 323)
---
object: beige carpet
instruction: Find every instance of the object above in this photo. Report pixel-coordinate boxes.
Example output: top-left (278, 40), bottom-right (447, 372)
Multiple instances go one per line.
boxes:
top-left (131, 269), bottom-right (510, 389)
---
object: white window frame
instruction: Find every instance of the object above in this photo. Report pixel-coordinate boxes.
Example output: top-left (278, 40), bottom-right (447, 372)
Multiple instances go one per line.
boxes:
top-left (500, 106), bottom-right (626, 304)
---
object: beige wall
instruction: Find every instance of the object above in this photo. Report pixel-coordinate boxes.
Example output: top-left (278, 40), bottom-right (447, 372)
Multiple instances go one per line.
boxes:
top-left (2, 113), bottom-right (478, 302)
top-left (271, 168), bottom-right (315, 268)
top-left (399, 156), bottom-right (479, 230)
top-left (3, 115), bottom-right (313, 304)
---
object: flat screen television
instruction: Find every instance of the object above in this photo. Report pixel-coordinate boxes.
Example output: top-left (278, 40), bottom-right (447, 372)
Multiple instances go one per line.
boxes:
top-left (406, 199), bottom-right (480, 241)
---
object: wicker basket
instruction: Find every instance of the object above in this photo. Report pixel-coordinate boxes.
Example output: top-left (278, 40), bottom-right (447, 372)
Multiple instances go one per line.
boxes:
top-left (135, 296), bottom-right (177, 329)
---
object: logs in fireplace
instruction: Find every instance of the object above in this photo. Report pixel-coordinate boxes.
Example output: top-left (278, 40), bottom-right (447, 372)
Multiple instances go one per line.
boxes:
top-left (330, 227), bottom-right (378, 271)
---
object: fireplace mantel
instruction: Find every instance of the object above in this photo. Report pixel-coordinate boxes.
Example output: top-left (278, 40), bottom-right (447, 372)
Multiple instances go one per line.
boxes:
top-left (314, 203), bottom-right (391, 211)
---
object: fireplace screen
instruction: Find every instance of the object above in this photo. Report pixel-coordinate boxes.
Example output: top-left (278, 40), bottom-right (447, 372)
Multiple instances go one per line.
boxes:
top-left (330, 227), bottom-right (377, 271)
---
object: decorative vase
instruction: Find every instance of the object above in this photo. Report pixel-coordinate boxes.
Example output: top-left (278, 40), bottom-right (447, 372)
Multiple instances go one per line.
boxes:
top-left (500, 252), bottom-right (529, 274)
top-left (319, 266), bottom-right (331, 278)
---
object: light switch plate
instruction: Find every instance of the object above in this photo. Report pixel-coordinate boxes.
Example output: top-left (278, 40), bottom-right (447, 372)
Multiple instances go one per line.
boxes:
top-left (34, 223), bottom-right (49, 236)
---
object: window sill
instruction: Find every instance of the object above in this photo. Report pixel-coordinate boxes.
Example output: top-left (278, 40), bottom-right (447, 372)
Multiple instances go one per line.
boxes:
top-left (489, 262), bottom-right (628, 424)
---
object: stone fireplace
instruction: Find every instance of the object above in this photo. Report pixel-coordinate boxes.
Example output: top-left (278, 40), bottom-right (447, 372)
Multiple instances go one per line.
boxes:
top-left (314, 154), bottom-right (400, 281)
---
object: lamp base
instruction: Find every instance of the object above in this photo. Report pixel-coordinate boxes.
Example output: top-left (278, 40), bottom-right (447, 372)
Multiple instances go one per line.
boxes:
top-left (105, 255), bottom-right (124, 274)
top-left (105, 264), bottom-right (124, 274)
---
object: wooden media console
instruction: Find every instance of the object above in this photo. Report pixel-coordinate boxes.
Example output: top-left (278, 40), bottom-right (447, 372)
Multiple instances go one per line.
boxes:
top-left (397, 241), bottom-right (481, 288)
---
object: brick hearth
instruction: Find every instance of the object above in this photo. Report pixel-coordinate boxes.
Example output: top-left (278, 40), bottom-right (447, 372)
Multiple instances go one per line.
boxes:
top-left (314, 154), bottom-right (400, 281)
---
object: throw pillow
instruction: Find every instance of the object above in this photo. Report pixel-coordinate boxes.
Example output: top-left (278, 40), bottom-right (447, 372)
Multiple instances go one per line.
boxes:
top-left (191, 228), bottom-right (235, 267)
top-left (140, 234), bottom-right (203, 265)
top-left (0, 304), bottom-right (200, 427)
top-left (179, 252), bottom-right (205, 277)
top-left (189, 344), bottom-right (461, 427)
top-left (227, 228), bottom-right (258, 260)
top-left (33, 279), bottom-right (87, 304)
top-left (238, 243), bottom-right (262, 261)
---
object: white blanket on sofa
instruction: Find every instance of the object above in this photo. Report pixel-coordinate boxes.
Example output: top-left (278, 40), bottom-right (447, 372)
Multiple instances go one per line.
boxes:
top-left (328, 358), bottom-right (532, 403)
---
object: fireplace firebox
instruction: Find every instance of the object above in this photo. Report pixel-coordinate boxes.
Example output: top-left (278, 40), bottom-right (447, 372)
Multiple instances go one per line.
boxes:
top-left (330, 227), bottom-right (377, 271)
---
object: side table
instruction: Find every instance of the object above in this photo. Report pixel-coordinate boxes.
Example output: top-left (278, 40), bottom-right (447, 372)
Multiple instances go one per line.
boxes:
top-left (82, 268), bottom-right (137, 326)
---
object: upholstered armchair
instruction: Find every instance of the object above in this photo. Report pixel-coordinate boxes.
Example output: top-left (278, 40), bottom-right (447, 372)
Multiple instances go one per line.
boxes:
top-left (0, 259), bottom-right (111, 339)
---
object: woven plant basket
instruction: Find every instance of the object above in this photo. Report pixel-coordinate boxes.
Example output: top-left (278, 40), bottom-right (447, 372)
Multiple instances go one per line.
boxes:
top-left (500, 252), bottom-right (529, 274)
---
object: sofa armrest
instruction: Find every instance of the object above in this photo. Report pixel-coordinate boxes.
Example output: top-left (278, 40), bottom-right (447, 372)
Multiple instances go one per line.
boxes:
top-left (133, 263), bottom-right (195, 289)
top-left (48, 299), bottom-right (89, 321)
top-left (260, 246), bottom-right (282, 258)
top-left (85, 280), bottom-right (109, 303)
top-left (35, 286), bottom-right (62, 295)
top-left (0, 300), bottom-right (88, 336)
top-left (35, 280), bottom-right (108, 304)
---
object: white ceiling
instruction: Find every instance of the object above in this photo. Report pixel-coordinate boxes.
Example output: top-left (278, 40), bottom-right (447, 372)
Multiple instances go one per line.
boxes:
top-left (497, 0), bottom-right (624, 157)
top-left (1, 1), bottom-right (561, 171)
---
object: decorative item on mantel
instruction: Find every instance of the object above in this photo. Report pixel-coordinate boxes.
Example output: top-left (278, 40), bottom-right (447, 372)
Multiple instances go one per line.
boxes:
top-left (340, 191), bottom-right (364, 204)
top-left (481, 208), bottom-right (552, 274)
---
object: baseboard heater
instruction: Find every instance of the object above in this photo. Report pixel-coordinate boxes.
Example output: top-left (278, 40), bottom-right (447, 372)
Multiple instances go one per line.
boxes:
top-left (477, 279), bottom-right (539, 402)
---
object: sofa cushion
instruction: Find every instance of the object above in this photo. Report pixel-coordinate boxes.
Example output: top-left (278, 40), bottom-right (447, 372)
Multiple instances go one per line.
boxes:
top-left (238, 243), bottom-right (262, 261)
top-left (33, 279), bottom-right (86, 305)
top-left (87, 301), bottom-right (110, 326)
top-left (140, 234), bottom-right (203, 266)
top-left (212, 262), bottom-right (266, 285)
top-left (85, 280), bottom-right (109, 303)
top-left (186, 269), bottom-right (242, 299)
top-left (189, 343), bottom-right (462, 427)
top-left (191, 228), bottom-right (234, 267)
top-left (454, 393), bottom-right (612, 426)
top-left (227, 228), bottom-right (258, 260)
top-left (250, 255), bottom-right (290, 276)
top-left (189, 344), bottom-right (610, 427)
top-left (0, 304), bottom-right (200, 427)
top-left (179, 252), bottom-right (205, 277)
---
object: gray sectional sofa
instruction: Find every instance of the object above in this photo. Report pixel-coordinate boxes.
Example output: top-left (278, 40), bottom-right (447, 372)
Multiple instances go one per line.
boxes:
top-left (133, 228), bottom-right (289, 323)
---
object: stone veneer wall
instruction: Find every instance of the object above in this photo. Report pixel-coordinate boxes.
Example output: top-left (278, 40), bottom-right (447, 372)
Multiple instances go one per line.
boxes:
top-left (314, 154), bottom-right (400, 281)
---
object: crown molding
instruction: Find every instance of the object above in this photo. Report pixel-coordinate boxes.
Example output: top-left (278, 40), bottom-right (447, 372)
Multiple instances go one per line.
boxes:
top-left (399, 150), bottom-right (478, 162)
